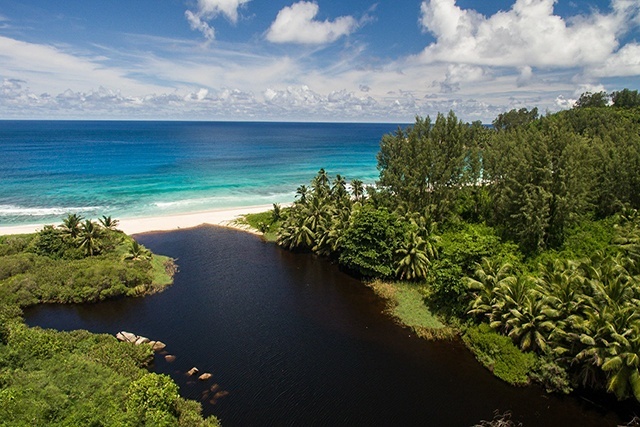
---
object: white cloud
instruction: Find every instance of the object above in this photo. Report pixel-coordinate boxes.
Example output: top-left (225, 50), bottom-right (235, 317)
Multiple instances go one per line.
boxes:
top-left (185, 0), bottom-right (251, 40)
top-left (516, 66), bottom-right (533, 87)
top-left (0, 36), bottom-right (163, 95)
top-left (266, 1), bottom-right (358, 44)
top-left (440, 64), bottom-right (487, 93)
top-left (418, 0), bottom-right (639, 69)
top-left (590, 43), bottom-right (640, 77)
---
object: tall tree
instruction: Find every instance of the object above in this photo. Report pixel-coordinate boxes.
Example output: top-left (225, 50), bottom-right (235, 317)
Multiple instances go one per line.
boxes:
top-left (377, 112), bottom-right (469, 220)
top-left (61, 213), bottom-right (84, 239)
top-left (78, 219), bottom-right (102, 256)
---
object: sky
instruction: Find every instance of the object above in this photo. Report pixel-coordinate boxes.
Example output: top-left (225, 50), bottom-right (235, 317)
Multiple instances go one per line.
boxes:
top-left (0, 0), bottom-right (639, 122)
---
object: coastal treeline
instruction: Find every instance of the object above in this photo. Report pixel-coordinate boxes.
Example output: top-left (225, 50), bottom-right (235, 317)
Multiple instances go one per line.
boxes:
top-left (0, 215), bottom-right (218, 426)
top-left (267, 90), bottom-right (640, 403)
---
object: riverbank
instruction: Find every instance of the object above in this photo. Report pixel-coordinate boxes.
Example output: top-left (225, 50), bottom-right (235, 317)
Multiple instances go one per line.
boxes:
top-left (0, 204), bottom-right (278, 236)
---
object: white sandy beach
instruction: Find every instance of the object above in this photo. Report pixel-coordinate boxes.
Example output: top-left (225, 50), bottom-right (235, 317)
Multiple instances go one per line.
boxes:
top-left (0, 204), bottom-right (276, 236)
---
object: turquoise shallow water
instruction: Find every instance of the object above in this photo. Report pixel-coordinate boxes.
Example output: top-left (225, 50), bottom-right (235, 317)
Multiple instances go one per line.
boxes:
top-left (0, 121), bottom-right (404, 226)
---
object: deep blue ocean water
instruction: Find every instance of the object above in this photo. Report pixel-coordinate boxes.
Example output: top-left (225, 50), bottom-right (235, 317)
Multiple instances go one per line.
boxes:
top-left (0, 121), bottom-right (404, 226)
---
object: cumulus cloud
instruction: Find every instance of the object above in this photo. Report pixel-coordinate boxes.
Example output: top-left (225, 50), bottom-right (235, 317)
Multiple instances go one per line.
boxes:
top-left (440, 64), bottom-right (487, 93)
top-left (590, 43), bottom-right (640, 77)
top-left (185, 0), bottom-right (251, 41)
top-left (418, 0), bottom-right (640, 69)
top-left (516, 66), bottom-right (533, 87)
top-left (266, 1), bottom-right (358, 44)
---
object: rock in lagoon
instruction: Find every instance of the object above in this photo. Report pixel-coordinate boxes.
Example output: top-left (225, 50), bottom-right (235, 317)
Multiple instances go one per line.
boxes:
top-left (135, 336), bottom-right (150, 345)
top-left (165, 355), bottom-right (176, 362)
top-left (116, 332), bottom-right (166, 352)
top-left (187, 367), bottom-right (199, 376)
top-left (198, 373), bottom-right (212, 381)
top-left (116, 331), bottom-right (138, 343)
top-left (152, 341), bottom-right (166, 351)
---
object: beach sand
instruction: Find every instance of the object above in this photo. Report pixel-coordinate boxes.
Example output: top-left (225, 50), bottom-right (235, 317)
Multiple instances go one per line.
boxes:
top-left (0, 204), bottom-right (275, 236)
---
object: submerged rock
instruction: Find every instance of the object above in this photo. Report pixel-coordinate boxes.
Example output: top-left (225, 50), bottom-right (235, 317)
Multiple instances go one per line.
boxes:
top-left (165, 355), bottom-right (176, 362)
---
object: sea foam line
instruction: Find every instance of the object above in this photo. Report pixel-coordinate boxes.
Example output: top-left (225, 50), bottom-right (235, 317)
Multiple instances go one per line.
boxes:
top-left (0, 205), bottom-right (104, 217)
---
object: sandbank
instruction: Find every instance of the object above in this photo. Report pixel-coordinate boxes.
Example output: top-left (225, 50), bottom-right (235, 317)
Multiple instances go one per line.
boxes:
top-left (0, 204), bottom-right (276, 236)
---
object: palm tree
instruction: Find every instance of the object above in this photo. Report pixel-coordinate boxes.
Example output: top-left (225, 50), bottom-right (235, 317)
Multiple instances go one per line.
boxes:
top-left (125, 240), bottom-right (151, 261)
top-left (466, 258), bottom-right (515, 320)
top-left (78, 219), bottom-right (102, 256)
top-left (395, 232), bottom-right (432, 281)
top-left (272, 203), bottom-right (283, 222)
top-left (61, 213), bottom-right (84, 238)
top-left (491, 275), bottom-right (532, 333)
top-left (506, 292), bottom-right (556, 353)
top-left (99, 215), bottom-right (119, 231)
top-left (351, 179), bottom-right (364, 202)
top-left (303, 196), bottom-right (330, 233)
top-left (536, 259), bottom-right (587, 320)
top-left (312, 168), bottom-right (330, 197)
top-left (277, 216), bottom-right (315, 250)
top-left (331, 174), bottom-right (349, 202)
top-left (295, 185), bottom-right (309, 204)
top-left (602, 326), bottom-right (640, 401)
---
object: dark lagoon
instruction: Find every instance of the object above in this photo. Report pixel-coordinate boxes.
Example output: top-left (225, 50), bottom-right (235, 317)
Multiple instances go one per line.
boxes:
top-left (25, 226), bottom-right (636, 426)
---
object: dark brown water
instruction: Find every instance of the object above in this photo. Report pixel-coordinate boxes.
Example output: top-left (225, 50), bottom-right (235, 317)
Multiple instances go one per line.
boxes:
top-left (25, 226), bottom-right (637, 426)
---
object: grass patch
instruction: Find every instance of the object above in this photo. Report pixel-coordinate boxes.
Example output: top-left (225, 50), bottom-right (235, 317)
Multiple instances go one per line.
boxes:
top-left (149, 254), bottom-right (177, 290)
top-left (463, 324), bottom-right (536, 386)
top-left (367, 280), bottom-right (457, 340)
top-left (236, 210), bottom-right (283, 242)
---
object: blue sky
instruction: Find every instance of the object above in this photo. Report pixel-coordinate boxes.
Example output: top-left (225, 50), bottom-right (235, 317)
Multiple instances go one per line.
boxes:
top-left (0, 0), bottom-right (639, 122)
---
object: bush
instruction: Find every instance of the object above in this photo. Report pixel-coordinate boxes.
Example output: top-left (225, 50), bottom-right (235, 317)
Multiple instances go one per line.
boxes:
top-left (0, 234), bottom-right (34, 256)
top-left (463, 324), bottom-right (536, 386)
top-left (530, 358), bottom-right (572, 394)
top-left (339, 206), bottom-right (409, 278)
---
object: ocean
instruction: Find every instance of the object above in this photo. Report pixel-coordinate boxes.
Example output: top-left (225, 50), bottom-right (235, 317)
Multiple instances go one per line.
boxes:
top-left (0, 121), bottom-right (404, 226)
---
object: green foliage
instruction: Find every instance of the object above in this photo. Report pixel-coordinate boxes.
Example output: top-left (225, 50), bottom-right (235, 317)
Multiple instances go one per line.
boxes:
top-left (492, 107), bottom-right (539, 131)
top-left (377, 112), bottom-right (478, 220)
top-left (427, 224), bottom-right (521, 316)
top-left (530, 358), bottom-right (573, 394)
top-left (0, 218), bottom-right (175, 307)
top-left (241, 210), bottom-right (283, 241)
top-left (126, 373), bottom-right (180, 426)
top-left (0, 323), bottom-right (218, 426)
top-left (463, 324), bottom-right (536, 386)
top-left (611, 89), bottom-right (640, 108)
top-left (574, 91), bottom-right (610, 108)
top-left (29, 225), bottom-right (76, 259)
top-left (0, 234), bottom-right (34, 256)
top-left (339, 206), bottom-right (407, 278)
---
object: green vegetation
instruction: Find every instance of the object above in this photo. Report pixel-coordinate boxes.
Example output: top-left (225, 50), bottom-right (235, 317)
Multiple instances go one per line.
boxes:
top-left (274, 89), bottom-right (640, 404)
top-left (463, 324), bottom-right (536, 386)
top-left (0, 215), bottom-right (218, 426)
top-left (366, 280), bottom-right (455, 340)
top-left (237, 204), bottom-right (285, 241)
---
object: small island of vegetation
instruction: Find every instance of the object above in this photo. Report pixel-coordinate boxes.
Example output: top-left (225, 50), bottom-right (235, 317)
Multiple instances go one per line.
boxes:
top-left (246, 89), bottom-right (640, 406)
top-left (0, 215), bottom-right (219, 426)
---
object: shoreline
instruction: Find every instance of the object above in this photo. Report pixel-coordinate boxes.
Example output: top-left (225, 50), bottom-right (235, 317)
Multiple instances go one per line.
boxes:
top-left (0, 204), bottom-right (277, 236)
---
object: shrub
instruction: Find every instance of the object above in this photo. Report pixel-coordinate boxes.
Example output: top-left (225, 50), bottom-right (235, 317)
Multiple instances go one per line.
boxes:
top-left (339, 206), bottom-right (409, 278)
top-left (463, 324), bottom-right (536, 386)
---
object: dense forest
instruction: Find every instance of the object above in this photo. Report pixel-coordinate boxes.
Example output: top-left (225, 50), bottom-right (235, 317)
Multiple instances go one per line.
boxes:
top-left (0, 216), bottom-right (219, 426)
top-left (260, 89), bottom-right (640, 403)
